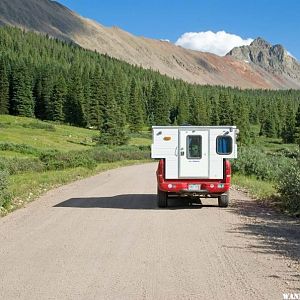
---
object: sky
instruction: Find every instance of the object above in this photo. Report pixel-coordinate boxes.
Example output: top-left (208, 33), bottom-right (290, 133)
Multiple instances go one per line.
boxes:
top-left (58, 0), bottom-right (300, 60)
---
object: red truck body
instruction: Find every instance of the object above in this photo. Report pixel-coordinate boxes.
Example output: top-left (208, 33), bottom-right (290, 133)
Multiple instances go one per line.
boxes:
top-left (156, 159), bottom-right (231, 205)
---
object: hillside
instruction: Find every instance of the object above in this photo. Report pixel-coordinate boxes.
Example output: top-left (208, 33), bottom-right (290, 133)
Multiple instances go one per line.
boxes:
top-left (0, 0), bottom-right (300, 89)
top-left (227, 38), bottom-right (300, 87)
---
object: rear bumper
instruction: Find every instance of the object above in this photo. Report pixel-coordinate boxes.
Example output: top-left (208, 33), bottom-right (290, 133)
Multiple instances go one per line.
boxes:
top-left (157, 175), bottom-right (230, 195)
top-left (156, 159), bottom-right (231, 196)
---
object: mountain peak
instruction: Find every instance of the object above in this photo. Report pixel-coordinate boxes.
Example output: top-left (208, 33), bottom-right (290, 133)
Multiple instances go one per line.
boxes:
top-left (227, 37), bottom-right (300, 80)
top-left (250, 37), bottom-right (271, 48)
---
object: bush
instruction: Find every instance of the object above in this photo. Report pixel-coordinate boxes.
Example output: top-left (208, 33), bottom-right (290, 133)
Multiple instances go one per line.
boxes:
top-left (231, 146), bottom-right (291, 181)
top-left (89, 145), bottom-right (150, 163)
top-left (40, 145), bottom-right (150, 171)
top-left (0, 157), bottom-right (45, 175)
top-left (277, 159), bottom-right (300, 214)
top-left (0, 170), bottom-right (11, 208)
top-left (0, 142), bottom-right (42, 156)
top-left (40, 151), bottom-right (97, 170)
top-left (0, 170), bottom-right (8, 194)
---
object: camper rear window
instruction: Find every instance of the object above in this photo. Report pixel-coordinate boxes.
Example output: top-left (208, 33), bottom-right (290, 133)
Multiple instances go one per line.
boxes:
top-left (216, 136), bottom-right (233, 155)
top-left (187, 136), bottom-right (202, 159)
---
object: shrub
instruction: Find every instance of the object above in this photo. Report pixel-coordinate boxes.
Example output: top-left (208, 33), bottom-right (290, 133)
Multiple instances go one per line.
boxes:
top-left (0, 170), bottom-right (8, 194)
top-left (277, 159), bottom-right (300, 214)
top-left (0, 157), bottom-right (45, 175)
top-left (89, 145), bottom-right (150, 163)
top-left (0, 170), bottom-right (11, 208)
top-left (0, 142), bottom-right (41, 156)
top-left (40, 151), bottom-right (97, 170)
top-left (39, 145), bottom-right (150, 171)
top-left (231, 146), bottom-right (291, 181)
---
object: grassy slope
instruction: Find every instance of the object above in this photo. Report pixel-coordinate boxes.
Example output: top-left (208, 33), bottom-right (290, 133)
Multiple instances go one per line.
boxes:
top-left (0, 115), bottom-right (96, 151)
top-left (0, 115), bottom-right (151, 215)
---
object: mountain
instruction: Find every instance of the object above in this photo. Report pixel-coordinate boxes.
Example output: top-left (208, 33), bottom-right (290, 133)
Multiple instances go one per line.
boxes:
top-left (227, 37), bottom-right (300, 87)
top-left (0, 0), bottom-right (300, 89)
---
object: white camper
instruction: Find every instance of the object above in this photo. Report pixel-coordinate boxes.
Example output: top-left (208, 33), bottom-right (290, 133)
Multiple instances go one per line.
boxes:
top-left (151, 126), bottom-right (238, 207)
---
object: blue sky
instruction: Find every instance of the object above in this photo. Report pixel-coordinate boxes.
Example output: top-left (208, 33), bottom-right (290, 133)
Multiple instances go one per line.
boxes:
top-left (58, 0), bottom-right (300, 59)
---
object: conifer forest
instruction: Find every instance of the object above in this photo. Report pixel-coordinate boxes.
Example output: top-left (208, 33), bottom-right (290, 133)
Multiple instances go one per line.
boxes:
top-left (0, 27), bottom-right (300, 145)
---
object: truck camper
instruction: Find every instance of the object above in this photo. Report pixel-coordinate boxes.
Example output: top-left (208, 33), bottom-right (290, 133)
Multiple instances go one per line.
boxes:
top-left (151, 126), bottom-right (239, 207)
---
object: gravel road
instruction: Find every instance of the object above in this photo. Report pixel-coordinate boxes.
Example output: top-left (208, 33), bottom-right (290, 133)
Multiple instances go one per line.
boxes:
top-left (0, 163), bottom-right (299, 300)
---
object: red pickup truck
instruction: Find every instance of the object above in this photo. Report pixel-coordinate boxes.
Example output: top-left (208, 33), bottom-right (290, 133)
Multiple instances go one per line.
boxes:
top-left (156, 158), bottom-right (231, 207)
top-left (151, 126), bottom-right (238, 208)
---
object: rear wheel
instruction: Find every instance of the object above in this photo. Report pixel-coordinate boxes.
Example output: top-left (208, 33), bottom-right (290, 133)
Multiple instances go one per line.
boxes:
top-left (157, 188), bottom-right (168, 208)
top-left (218, 193), bottom-right (229, 207)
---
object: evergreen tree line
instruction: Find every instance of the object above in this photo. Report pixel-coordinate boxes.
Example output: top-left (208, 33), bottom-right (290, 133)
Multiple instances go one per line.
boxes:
top-left (0, 27), bottom-right (300, 145)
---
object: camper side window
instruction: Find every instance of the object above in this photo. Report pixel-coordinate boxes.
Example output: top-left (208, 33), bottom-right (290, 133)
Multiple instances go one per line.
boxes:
top-left (216, 136), bottom-right (233, 155)
top-left (187, 136), bottom-right (202, 159)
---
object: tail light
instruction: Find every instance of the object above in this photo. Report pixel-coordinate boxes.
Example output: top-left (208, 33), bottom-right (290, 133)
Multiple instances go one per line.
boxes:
top-left (225, 159), bottom-right (231, 184)
top-left (225, 160), bottom-right (231, 176)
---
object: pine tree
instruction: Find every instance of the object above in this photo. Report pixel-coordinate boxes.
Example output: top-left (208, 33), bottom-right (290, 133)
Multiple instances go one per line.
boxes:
top-left (34, 69), bottom-right (53, 120)
top-left (234, 98), bottom-right (251, 144)
top-left (0, 59), bottom-right (9, 114)
top-left (150, 80), bottom-right (169, 126)
top-left (128, 78), bottom-right (144, 132)
top-left (177, 89), bottom-right (189, 125)
top-left (296, 105), bottom-right (300, 128)
top-left (33, 74), bottom-right (43, 117)
top-left (210, 95), bottom-right (220, 125)
top-left (281, 104), bottom-right (296, 143)
top-left (261, 118), bottom-right (276, 138)
top-left (295, 105), bottom-right (300, 148)
top-left (113, 68), bottom-right (128, 117)
top-left (99, 84), bottom-right (127, 145)
top-left (65, 65), bottom-right (86, 126)
top-left (219, 93), bottom-right (234, 125)
top-left (49, 75), bottom-right (67, 122)
top-left (10, 64), bottom-right (34, 117)
top-left (81, 67), bottom-right (91, 124)
top-left (88, 67), bottom-right (102, 128)
top-left (189, 96), bottom-right (209, 125)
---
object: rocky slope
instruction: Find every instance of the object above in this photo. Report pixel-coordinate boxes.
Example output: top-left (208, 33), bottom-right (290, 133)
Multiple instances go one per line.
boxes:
top-left (0, 0), bottom-right (299, 89)
top-left (227, 37), bottom-right (300, 87)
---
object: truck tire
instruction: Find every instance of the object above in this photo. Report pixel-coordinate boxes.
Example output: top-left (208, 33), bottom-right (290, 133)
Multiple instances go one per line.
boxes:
top-left (157, 188), bottom-right (168, 208)
top-left (218, 193), bottom-right (229, 208)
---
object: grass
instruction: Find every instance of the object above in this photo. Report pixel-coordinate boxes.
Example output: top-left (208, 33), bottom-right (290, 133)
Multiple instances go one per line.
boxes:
top-left (0, 150), bottom-right (36, 158)
top-left (0, 115), bottom-right (96, 152)
top-left (251, 124), bottom-right (298, 153)
top-left (0, 115), bottom-right (153, 216)
top-left (258, 137), bottom-right (298, 153)
top-left (232, 174), bottom-right (276, 200)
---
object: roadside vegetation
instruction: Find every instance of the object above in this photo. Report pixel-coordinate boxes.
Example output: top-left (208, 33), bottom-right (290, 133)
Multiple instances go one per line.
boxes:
top-left (232, 139), bottom-right (300, 216)
top-left (0, 116), bottom-right (150, 215)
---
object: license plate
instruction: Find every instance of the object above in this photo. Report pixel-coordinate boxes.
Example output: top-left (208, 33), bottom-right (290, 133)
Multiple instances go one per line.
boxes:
top-left (188, 184), bottom-right (201, 191)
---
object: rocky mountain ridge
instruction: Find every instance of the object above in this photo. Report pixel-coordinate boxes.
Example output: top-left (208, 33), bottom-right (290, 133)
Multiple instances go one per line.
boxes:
top-left (227, 37), bottom-right (300, 81)
top-left (0, 0), bottom-right (300, 89)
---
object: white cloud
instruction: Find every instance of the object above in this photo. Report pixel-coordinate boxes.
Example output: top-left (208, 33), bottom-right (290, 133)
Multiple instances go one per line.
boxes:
top-left (175, 30), bottom-right (253, 56)
top-left (160, 39), bottom-right (170, 43)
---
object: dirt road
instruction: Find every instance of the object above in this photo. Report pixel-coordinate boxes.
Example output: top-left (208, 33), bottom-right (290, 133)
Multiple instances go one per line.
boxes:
top-left (0, 163), bottom-right (299, 300)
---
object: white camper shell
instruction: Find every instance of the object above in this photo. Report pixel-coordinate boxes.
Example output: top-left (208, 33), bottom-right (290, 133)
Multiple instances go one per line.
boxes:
top-left (151, 126), bottom-right (238, 180)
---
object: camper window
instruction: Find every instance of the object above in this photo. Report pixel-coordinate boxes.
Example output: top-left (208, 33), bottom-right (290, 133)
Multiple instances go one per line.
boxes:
top-left (216, 136), bottom-right (232, 155)
top-left (187, 136), bottom-right (202, 159)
